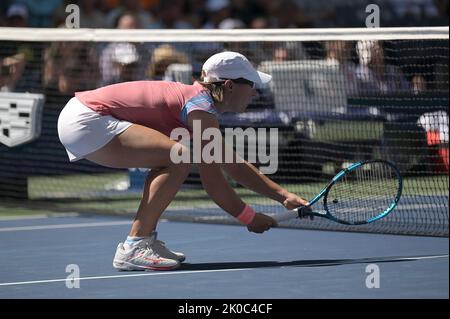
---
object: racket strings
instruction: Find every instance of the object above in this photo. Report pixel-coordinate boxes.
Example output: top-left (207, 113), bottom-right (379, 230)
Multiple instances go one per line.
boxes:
top-left (326, 162), bottom-right (399, 224)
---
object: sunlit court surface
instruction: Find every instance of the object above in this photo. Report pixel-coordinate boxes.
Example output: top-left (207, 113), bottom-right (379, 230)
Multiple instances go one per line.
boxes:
top-left (0, 213), bottom-right (447, 299)
top-left (0, 0), bottom-right (449, 306)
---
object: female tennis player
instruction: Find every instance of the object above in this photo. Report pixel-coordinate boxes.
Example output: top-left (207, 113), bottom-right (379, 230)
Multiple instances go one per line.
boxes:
top-left (58, 51), bottom-right (310, 271)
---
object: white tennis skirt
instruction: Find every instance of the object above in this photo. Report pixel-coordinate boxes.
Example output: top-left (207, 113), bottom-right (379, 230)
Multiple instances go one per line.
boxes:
top-left (57, 97), bottom-right (133, 162)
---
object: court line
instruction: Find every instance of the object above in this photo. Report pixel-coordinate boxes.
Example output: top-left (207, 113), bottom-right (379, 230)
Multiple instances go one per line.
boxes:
top-left (0, 254), bottom-right (447, 287)
top-left (0, 268), bottom-right (251, 287)
top-left (0, 220), bottom-right (132, 232)
top-left (0, 213), bottom-right (80, 221)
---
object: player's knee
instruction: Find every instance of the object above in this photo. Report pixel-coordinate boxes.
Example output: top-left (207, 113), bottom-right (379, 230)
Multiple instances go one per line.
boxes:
top-left (167, 142), bottom-right (192, 176)
top-left (165, 161), bottom-right (191, 181)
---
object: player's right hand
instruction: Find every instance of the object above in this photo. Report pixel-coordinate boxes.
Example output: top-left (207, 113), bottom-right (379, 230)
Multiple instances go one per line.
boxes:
top-left (247, 213), bottom-right (278, 233)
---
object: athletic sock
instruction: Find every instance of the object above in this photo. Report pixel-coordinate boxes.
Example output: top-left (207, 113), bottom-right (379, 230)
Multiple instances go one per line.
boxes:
top-left (124, 236), bottom-right (145, 247)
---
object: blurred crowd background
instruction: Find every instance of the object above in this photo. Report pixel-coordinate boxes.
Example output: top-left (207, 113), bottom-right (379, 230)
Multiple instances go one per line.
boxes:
top-left (0, 0), bottom-right (448, 29)
top-left (0, 0), bottom-right (448, 100)
top-left (0, 0), bottom-right (448, 193)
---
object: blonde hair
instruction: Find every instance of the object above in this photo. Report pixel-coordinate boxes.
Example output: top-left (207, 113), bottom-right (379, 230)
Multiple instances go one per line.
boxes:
top-left (148, 44), bottom-right (188, 79)
top-left (198, 70), bottom-right (225, 103)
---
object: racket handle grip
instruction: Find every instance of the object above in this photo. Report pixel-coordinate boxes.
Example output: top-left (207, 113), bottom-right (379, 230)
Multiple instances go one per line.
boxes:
top-left (272, 209), bottom-right (299, 223)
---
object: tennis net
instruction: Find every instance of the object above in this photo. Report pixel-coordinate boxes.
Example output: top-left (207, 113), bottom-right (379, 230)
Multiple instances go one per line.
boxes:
top-left (0, 27), bottom-right (448, 236)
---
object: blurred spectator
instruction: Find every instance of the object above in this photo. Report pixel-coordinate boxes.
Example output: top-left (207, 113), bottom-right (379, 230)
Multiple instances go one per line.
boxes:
top-left (326, 1), bottom-right (390, 28)
top-left (116, 10), bottom-right (139, 28)
top-left (101, 42), bottom-right (145, 85)
top-left (388, 0), bottom-right (446, 26)
top-left (273, 0), bottom-right (313, 28)
top-left (181, 0), bottom-right (208, 28)
top-left (218, 17), bottom-right (244, 29)
top-left (1, 3), bottom-right (42, 93)
top-left (250, 16), bottom-right (270, 29)
top-left (1, 0), bottom-right (448, 29)
top-left (6, 2), bottom-right (29, 27)
top-left (325, 41), bottom-right (352, 65)
top-left (0, 53), bottom-right (25, 92)
top-left (78, 0), bottom-right (107, 28)
top-left (106, 0), bottom-right (153, 28)
top-left (271, 42), bottom-right (307, 61)
top-left (219, 17), bottom-right (252, 62)
top-left (324, 41), bottom-right (359, 95)
top-left (53, 0), bottom-right (107, 28)
top-left (355, 40), bottom-right (410, 95)
top-left (388, 37), bottom-right (442, 95)
top-left (43, 41), bottom-right (99, 94)
top-left (97, 0), bottom-right (121, 14)
top-left (140, 0), bottom-right (161, 11)
top-left (18, 0), bottom-right (63, 27)
top-left (0, 43), bottom-right (42, 93)
top-left (202, 0), bottom-right (231, 29)
top-left (57, 56), bottom-right (97, 94)
top-left (411, 74), bottom-right (427, 95)
top-left (148, 0), bottom-right (193, 29)
top-left (148, 44), bottom-right (189, 80)
top-left (248, 15), bottom-right (273, 63)
top-left (272, 46), bottom-right (289, 62)
top-left (230, 0), bottom-right (267, 27)
top-left (99, 12), bottom-right (150, 85)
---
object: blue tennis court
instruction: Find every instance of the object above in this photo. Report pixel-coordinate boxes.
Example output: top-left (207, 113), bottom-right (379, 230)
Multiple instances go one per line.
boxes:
top-left (0, 22), bottom-right (448, 305)
top-left (0, 213), bottom-right (447, 299)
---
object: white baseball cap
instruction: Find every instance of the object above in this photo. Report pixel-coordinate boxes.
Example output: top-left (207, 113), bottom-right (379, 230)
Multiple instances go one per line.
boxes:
top-left (202, 51), bottom-right (272, 85)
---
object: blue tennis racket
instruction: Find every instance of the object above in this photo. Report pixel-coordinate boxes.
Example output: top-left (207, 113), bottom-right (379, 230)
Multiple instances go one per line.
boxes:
top-left (274, 160), bottom-right (403, 225)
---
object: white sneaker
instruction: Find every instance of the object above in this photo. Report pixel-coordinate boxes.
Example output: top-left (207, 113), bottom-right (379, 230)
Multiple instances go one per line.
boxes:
top-left (151, 232), bottom-right (186, 262)
top-left (112, 238), bottom-right (180, 271)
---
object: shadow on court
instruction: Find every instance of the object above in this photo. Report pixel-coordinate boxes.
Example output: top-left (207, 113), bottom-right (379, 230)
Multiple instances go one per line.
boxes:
top-left (178, 254), bottom-right (448, 271)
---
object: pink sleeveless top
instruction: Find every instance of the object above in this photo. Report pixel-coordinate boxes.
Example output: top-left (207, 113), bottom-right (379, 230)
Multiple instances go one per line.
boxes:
top-left (75, 81), bottom-right (218, 137)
